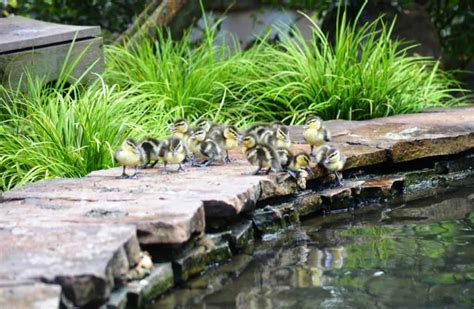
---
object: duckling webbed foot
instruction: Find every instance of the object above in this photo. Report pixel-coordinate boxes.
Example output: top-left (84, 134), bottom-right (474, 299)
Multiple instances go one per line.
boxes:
top-left (177, 164), bottom-right (185, 172)
top-left (149, 161), bottom-right (159, 168)
top-left (287, 170), bottom-right (299, 180)
top-left (118, 166), bottom-right (130, 179)
top-left (265, 167), bottom-right (272, 175)
top-left (334, 171), bottom-right (344, 187)
top-left (198, 159), bottom-right (214, 167)
top-left (224, 151), bottom-right (231, 163)
top-left (129, 166), bottom-right (139, 179)
top-left (251, 166), bottom-right (263, 175)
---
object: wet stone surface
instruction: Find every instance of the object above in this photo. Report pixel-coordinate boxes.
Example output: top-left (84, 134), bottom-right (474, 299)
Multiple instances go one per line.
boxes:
top-left (126, 263), bottom-right (174, 309)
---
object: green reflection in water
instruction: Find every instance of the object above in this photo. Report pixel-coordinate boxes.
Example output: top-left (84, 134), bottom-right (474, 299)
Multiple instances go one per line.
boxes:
top-left (155, 189), bottom-right (474, 308)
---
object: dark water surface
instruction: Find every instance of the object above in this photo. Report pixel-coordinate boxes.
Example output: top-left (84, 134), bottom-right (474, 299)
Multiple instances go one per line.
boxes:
top-left (155, 187), bottom-right (474, 308)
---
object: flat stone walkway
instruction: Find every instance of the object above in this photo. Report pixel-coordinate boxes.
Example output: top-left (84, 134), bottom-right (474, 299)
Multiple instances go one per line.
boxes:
top-left (0, 107), bottom-right (473, 307)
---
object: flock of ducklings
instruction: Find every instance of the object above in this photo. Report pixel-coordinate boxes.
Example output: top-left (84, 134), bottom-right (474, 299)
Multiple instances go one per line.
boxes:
top-left (114, 116), bottom-right (347, 186)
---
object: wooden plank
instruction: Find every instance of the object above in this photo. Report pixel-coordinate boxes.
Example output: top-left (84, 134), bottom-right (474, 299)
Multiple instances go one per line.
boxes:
top-left (0, 16), bottom-right (100, 53)
top-left (0, 37), bottom-right (104, 89)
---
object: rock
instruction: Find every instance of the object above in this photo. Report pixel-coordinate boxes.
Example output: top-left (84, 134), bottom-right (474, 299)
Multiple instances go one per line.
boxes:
top-left (358, 176), bottom-right (405, 199)
top-left (183, 254), bottom-right (252, 291)
top-left (319, 187), bottom-right (353, 210)
top-left (126, 263), bottom-right (174, 309)
top-left (292, 191), bottom-right (323, 217)
top-left (228, 219), bottom-right (254, 254)
top-left (259, 175), bottom-right (301, 201)
top-left (156, 254), bottom-right (253, 307)
top-left (0, 283), bottom-right (61, 309)
top-left (1, 184), bottom-right (205, 246)
top-left (0, 222), bottom-right (139, 307)
top-left (250, 203), bottom-right (300, 235)
top-left (106, 287), bottom-right (128, 309)
top-left (172, 243), bottom-right (232, 283)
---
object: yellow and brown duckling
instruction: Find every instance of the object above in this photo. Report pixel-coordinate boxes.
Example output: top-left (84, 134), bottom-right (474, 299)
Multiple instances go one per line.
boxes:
top-left (275, 147), bottom-right (293, 171)
top-left (170, 118), bottom-right (190, 140)
top-left (189, 128), bottom-right (224, 167)
top-left (241, 133), bottom-right (283, 175)
top-left (275, 126), bottom-right (291, 149)
top-left (114, 138), bottom-right (146, 179)
top-left (303, 116), bottom-right (331, 157)
top-left (163, 137), bottom-right (187, 172)
top-left (209, 125), bottom-right (240, 163)
top-left (195, 118), bottom-right (221, 134)
top-left (315, 144), bottom-right (346, 186)
top-left (139, 137), bottom-right (167, 169)
top-left (288, 152), bottom-right (313, 179)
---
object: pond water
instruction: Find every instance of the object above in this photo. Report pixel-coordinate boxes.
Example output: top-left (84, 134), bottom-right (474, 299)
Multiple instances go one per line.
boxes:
top-left (155, 187), bottom-right (474, 308)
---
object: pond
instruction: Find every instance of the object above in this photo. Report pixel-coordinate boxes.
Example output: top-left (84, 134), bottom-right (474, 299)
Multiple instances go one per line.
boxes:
top-left (155, 187), bottom-right (474, 308)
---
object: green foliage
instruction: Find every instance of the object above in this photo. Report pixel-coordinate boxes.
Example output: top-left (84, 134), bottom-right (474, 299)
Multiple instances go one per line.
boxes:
top-left (104, 26), bottom-right (259, 129)
top-left (226, 11), bottom-right (466, 122)
top-left (0, 9), bottom-right (468, 191)
top-left (0, 76), bottom-right (151, 191)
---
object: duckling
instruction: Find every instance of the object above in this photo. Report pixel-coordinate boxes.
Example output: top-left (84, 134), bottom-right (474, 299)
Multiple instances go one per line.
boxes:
top-left (170, 118), bottom-right (190, 139)
top-left (275, 147), bottom-right (293, 171)
top-left (163, 137), bottom-right (187, 172)
top-left (270, 120), bottom-right (284, 130)
top-left (139, 138), bottom-right (167, 168)
top-left (287, 152), bottom-right (313, 179)
top-left (245, 123), bottom-right (269, 135)
top-left (242, 134), bottom-right (282, 175)
top-left (276, 126), bottom-right (291, 149)
top-left (209, 125), bottom-right (240, 163)
top-left (303, 116), bottom-right (331, 157)
top-left (189, 128), bottom-right (224, 167)
top-left (114, 138), bottom-right (146, 179)
top-left (195, 118), bottom-right (220, 134)
top-left (315, 145), bottom-right (347, 186)
top-left (253, 126), bottom-right (277, 147)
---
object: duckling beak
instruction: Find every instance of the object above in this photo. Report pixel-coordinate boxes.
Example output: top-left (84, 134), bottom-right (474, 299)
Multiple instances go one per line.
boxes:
top-left (170, 125), bottom-right (176, 133)
top-left (284, 135), bottom-right (290, 142)
top-left (303, 125), bottom-right (308, 129)
top-left (133, 147), bottom-right (140, 154)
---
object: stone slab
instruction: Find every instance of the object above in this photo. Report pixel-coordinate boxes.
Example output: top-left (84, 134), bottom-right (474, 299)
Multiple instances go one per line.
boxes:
top-left (0, 283), bottom-right (61, 309)
top-left (0, 16), bottom-right (100, 53)
top-left (1, 177), bottom-right (205, 245)
top-left (0, 222), bottom-right (139, 307)
top-left (291, 106), bottom-right (474, 165)
top-left (126, 263), bottom-right (174, 309)
top-left (228, 219), bottom-right (255, 254)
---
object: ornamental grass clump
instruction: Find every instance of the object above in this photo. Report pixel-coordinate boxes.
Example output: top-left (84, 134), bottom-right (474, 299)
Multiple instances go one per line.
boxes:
top-left (104, 24), bottom-right (258, 128)
top-left (0, 76), bottom-right (151, 191)
top-left (228, 11), bottom-right (466, 123)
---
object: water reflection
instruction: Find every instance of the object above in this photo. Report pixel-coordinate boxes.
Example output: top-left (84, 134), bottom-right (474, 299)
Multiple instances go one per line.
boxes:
top-left (154, 188), bottom-right (474, 308)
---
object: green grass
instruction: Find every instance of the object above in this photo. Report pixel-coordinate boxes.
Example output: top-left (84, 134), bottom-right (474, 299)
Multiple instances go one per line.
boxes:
top-left (0, 9), bottom-right (468, 191)
top-left (225, 11), bottom-right (466, 123)
top-left (0, 76), bottom-right (150, 190)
